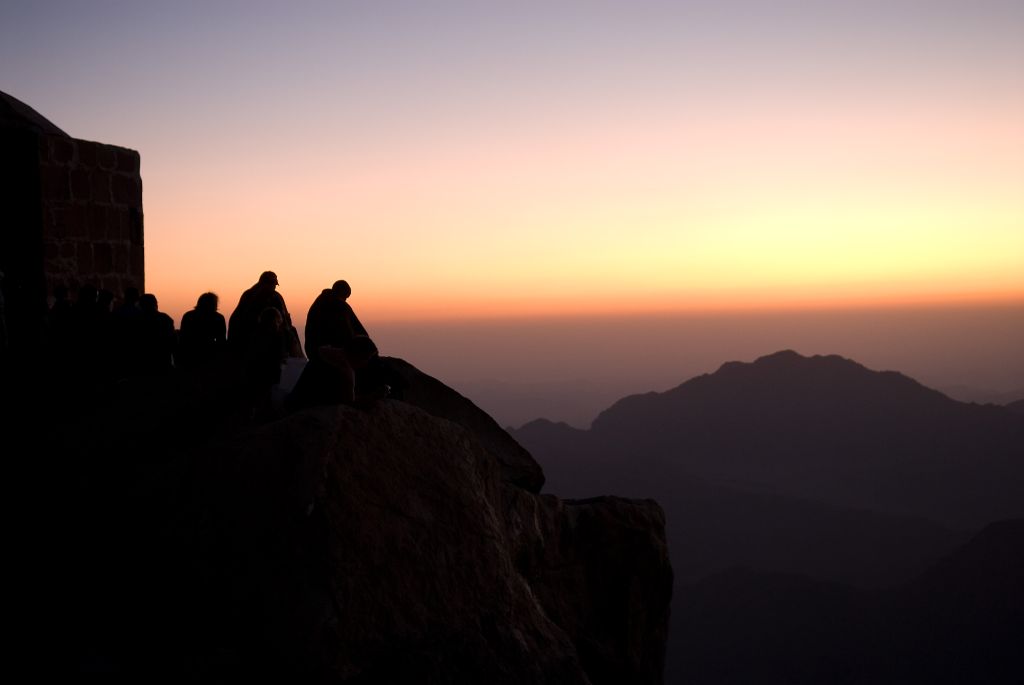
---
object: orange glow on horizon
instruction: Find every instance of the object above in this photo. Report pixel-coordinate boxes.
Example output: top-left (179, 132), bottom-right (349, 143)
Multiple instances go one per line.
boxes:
top-left (152, 276), bottom-right (1023, 330)
top-left (141, 88), bottom-right (1023, 329)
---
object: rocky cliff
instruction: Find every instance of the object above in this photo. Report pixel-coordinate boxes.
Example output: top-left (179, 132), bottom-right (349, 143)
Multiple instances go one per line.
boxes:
top-left (22, 357), bottom-right (672, 683)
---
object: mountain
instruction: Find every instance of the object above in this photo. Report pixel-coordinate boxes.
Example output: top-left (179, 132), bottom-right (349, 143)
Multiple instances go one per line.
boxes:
top-left (673, 519), bottom-right (1024, 684)
top-left (513, 351), bottom-right (1024, 590)
top-left (513, 350), bottom-right (1024, 684)
top-left (10, 357), bottom-right (672, 683)
top-left (939, 384), bottom-right (1024, 406)
top-left (516, 415), bottom-right (961, 585)
top-left (518, 349), bottom-right (1024, 528)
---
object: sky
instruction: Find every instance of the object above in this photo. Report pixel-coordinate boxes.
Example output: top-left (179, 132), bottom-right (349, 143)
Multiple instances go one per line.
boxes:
top-left (3, 1), bottom-right (1023, 421)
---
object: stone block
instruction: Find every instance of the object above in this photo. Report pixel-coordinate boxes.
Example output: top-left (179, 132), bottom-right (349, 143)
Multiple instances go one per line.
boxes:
top-left (130, 248), bottom-right (144, 282)
top-left (51, 207), bottom-right (69, 238)
top-left (114, 244), bottom-right (129, 271)
top-left (117, 208), bottom-right (131, 240)
top-left (91, 171), bottom-right (111, 204)
top-left (51, 137), bottom-right (74, 164)
top-left (129, 208), bottom-right (143, 245)
top-left (44, 259), bottom-right (59, 283)
top-left (60, 205), bottom-right (83, 239)
top-left (88, 205), bottom-right (110, 240)
top-left (42, 165), bottom-right (70, 200)
top-left (97, 144), bottom-right (117, 170)
top-left (44, 240), bottom-right (59, 260)
top-left (78, 140), bottom-right (98, 167)
top-left (115, 149), bottom-right (140, 174)
top-left (77, 242), bottom-right (94, 273)
top-left (94, 243), bottom-right (114, 273)
top-left (111, 214), bottom-right (125, 241)
top-left (70, 169), bottom-right (92, 201)
top-left (112, 174), bottom-right (140, 205)
top-left (71, 204), bottom-right (89, 238)
top-left (60, 242), bottom-right (76, 259)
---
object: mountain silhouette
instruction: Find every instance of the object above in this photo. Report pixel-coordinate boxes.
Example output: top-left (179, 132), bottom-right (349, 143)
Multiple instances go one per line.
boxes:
top-left (520, 349), bottom-right (1024, 528)
top-left (674, 519), bottom-right (1024, 684)
top-left (514, 350), bottom-right (1023, 684)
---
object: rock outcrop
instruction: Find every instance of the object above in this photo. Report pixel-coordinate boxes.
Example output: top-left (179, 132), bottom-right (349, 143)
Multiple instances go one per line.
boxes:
top-left (31, 358), bottom-right (672, 683)
top-left (380, 356), bottom-right (546, 492)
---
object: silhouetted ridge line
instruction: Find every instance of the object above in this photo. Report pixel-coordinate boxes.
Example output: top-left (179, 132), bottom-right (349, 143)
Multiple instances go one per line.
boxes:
top-left (673, 519), bottom-right (1024, 684)
top-left (592, 349), bottom-right (955, 434)
top-left (518, 348), bottom-right (1024, 528)
top-left (512, 350), bottom-right (1023, 684)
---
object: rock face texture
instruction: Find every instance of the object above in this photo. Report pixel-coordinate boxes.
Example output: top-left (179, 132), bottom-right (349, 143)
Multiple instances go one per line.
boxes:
top-left (379, 356), bottom-right (546, 492)
top-left (31, 359), bottom-right (672, 683)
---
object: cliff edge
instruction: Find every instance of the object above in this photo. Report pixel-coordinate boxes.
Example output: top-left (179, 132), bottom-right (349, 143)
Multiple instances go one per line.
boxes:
top-left (25, 357), bottom-right (672, 683)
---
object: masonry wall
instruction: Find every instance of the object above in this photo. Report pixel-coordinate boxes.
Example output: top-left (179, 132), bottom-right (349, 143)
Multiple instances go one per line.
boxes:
top-left (37, 133), bottom-right (144, 297)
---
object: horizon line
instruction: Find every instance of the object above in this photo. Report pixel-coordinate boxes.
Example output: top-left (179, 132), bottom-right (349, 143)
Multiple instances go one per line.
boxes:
top-left (366, 295), bottom-right (1024, 325)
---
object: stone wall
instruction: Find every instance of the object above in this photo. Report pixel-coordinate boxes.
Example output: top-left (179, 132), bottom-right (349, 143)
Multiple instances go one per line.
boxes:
top-left (1, 90), bottom-right (145, 355)
top-left (38, 134), bottom-right (144, 297)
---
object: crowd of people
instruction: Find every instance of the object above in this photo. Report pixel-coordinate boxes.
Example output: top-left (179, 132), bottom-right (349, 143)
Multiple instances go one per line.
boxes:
top-left (37, 270), bottom-right (386, 421)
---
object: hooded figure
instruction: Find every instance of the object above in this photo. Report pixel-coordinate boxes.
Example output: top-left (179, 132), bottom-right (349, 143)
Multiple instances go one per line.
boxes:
top-left (228, 271), bottom-right (302, 358)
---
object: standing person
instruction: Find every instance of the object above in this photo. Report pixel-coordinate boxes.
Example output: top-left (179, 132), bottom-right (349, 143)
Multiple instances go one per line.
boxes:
top-left (136, 293), bottom-right (177, 376)
top-left (68, 283), bottom-right (102, 389)
top-left (228, 271), bottom-right (303, 359)
top-left (109, 286), bottom-right (141, 380)
top-left (244, 305), bottom-right (287, 422)
top-left (178, 292), bottom-right (227, 371)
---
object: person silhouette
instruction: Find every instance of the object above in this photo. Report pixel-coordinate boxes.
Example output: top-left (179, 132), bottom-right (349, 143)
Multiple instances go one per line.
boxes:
top-left (287, 279), bottom-right (382, 410)
top-left (136, 293), bottom-right (176, 376)
top-left (304, 280), bottom-right (367, 364)
top-left (109, 286), bottom-right (142, 380)
top-left (244, 305), bottom-right (287, 421)
top-left (228, 271), bottom-right (302, 358)
top-left (178, 292), bottom-right (227, 371)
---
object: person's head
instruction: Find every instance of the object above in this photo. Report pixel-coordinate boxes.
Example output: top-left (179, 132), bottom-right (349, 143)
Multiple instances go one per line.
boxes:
top-left (258, 271), bottom-right (279, 288)
top-left (123, 286), bottom-right (140, 305)
top-left (331, 280), bottom-right (351, 299)
top-left (197, 292), bottom-right (219, 311)
top-left (139, 293), bottom-right (158, 312)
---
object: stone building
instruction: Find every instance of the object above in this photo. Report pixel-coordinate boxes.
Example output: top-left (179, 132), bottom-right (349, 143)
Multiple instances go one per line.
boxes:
top-left (1, 90), bottom-right (143, 354)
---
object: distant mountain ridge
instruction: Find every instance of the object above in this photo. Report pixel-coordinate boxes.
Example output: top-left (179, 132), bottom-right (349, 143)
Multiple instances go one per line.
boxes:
top-left (674, 518), bottom-right (1024, 684)
top-left (520, 349), bottom-right (1024, 529)
top-left (513, 349), bottom-right (1024, 684)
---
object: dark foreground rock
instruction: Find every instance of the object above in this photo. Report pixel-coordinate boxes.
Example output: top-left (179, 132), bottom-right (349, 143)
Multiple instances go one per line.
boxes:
top-left (379, 356), bottom-right (546, 492)
top-left (17, 359), bottom-right (671, 684)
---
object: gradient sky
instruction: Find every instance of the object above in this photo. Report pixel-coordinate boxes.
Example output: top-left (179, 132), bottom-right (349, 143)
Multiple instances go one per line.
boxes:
top-left (2, 0), bottom-right (1023, 329)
